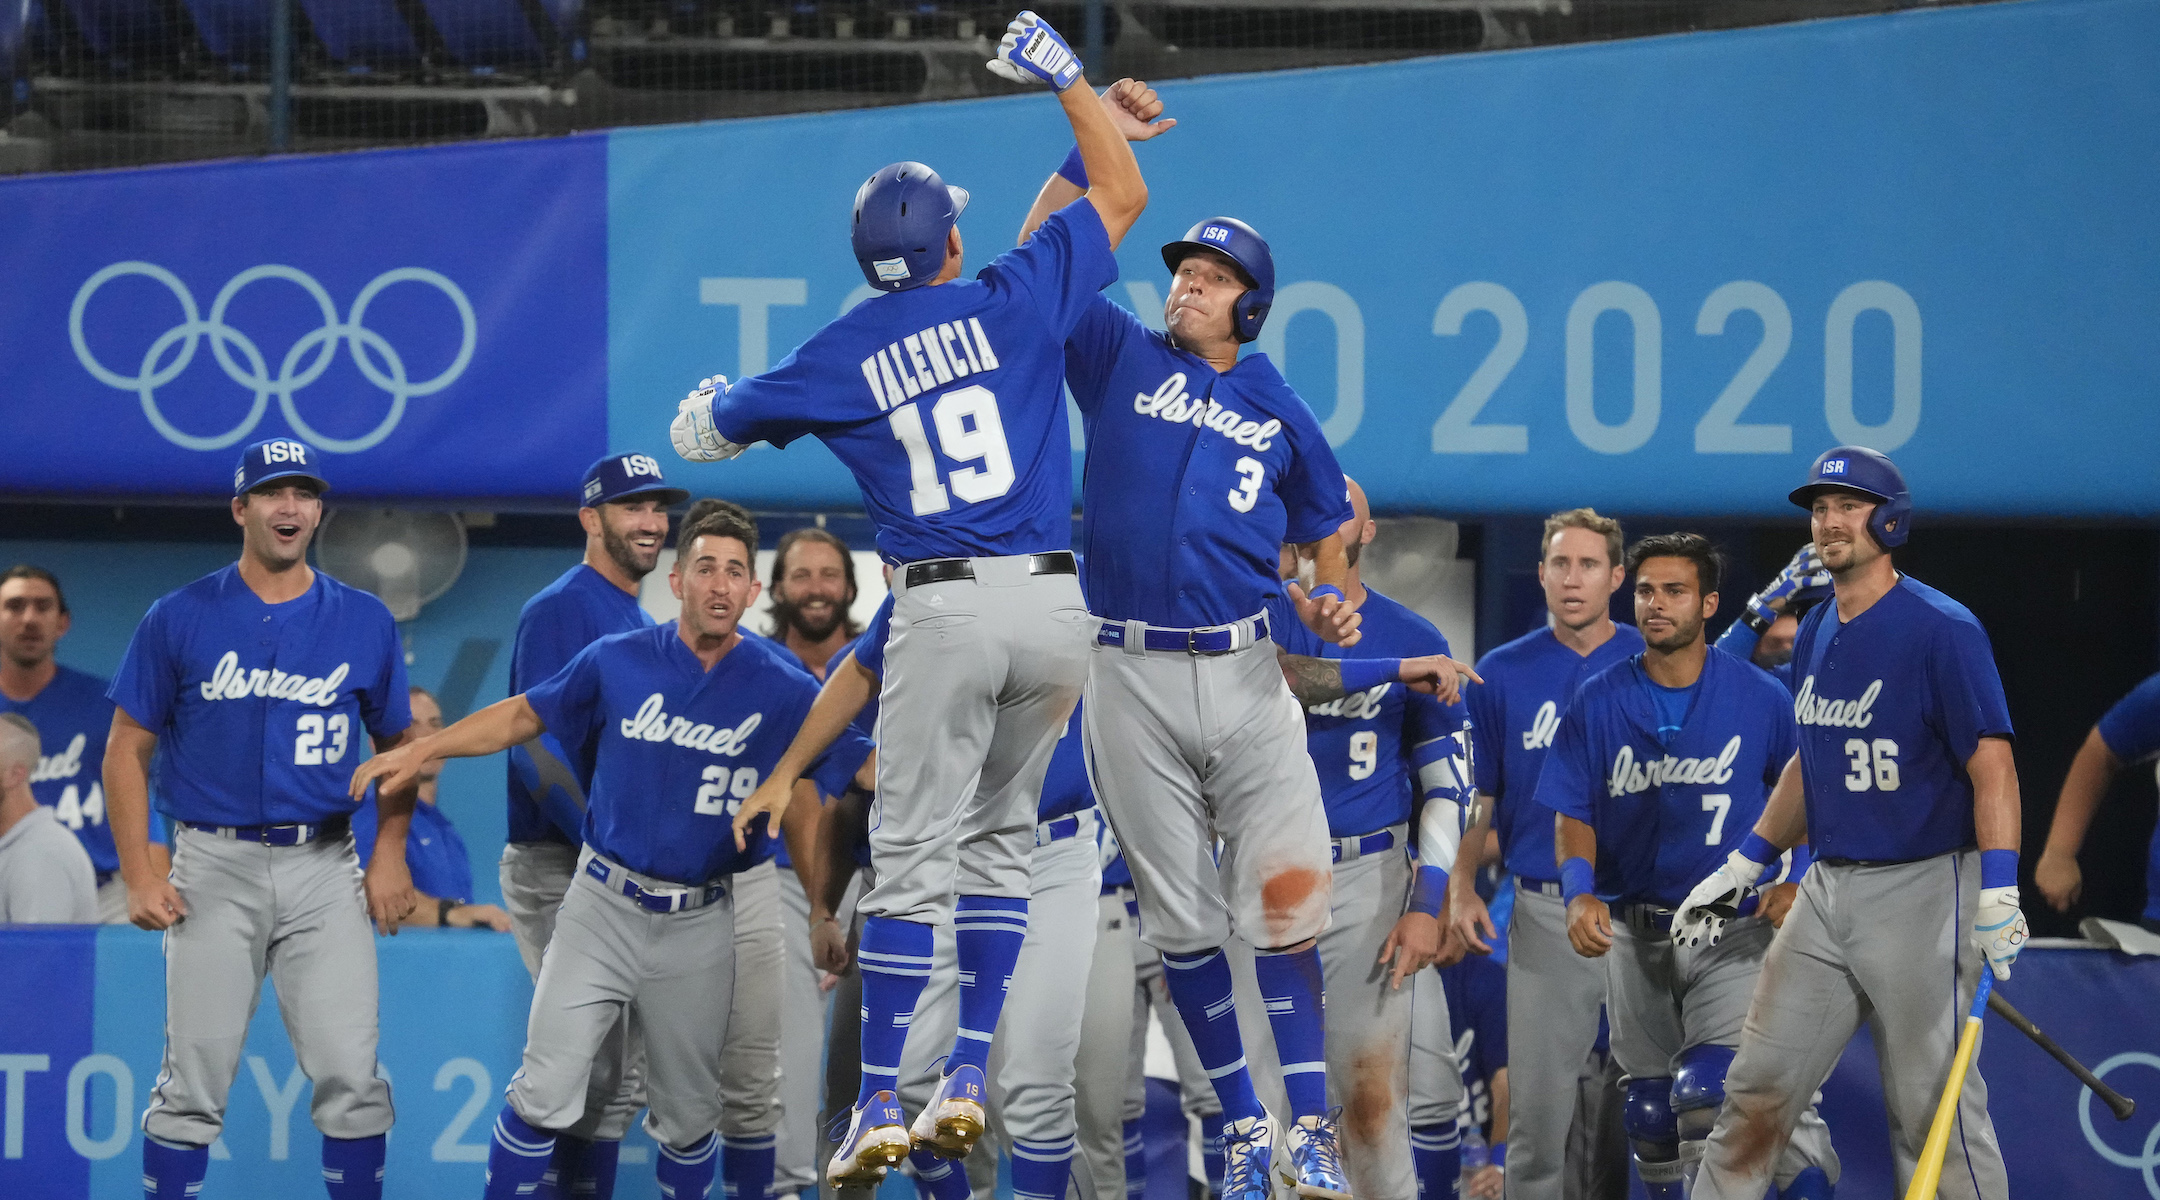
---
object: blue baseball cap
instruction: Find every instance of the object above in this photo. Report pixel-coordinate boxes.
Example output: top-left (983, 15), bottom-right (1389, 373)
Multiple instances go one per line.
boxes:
top-left (233, 438), bottom-right (329, 496)
top-left (581, 453), bottom-right (689, 509)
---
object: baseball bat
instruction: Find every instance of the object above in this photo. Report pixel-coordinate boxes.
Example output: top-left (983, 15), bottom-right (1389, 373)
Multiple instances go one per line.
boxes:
top-left (1986, 990), bottom-right (2137, 1120)
top-left (1902, 972), bottom-right (1992, 1200)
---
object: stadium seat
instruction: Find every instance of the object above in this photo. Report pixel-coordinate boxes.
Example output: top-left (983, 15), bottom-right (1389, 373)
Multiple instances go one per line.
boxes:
top-left (59, 0), bottom-right (183, 71)
top-left (417, 0), bottom-right (547, 68)
top-left (298, 0), bottom-right (420, 68)
top-left (179, 0), bottom-right (273, 66)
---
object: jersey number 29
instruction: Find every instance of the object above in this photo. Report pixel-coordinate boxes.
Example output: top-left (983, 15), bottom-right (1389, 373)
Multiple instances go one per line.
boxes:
top-left (890, 385), bottom-right (1015, 516)
top-left (695, 765), bottom-right (760, 816)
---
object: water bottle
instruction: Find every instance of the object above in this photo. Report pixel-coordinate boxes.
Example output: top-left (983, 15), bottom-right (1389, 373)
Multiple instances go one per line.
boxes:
top-left (1459, 1126), bottom-right (1489, 1188)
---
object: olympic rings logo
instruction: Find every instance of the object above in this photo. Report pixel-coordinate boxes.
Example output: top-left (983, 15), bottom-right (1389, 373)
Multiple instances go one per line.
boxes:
top-left (2081, 1052), bottom-right (2160, 1198)
top-left (69, 262), bottom-right (477, 454)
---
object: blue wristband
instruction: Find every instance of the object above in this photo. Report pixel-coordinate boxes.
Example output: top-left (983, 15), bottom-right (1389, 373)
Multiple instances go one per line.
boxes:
top-left (1560, 857), bottom-right (1595, 904)
top-left (1489, 1142), bottom-right (1506, 1169)
top-left (1308, 584), bottom-right (1345, 604)
top-left (1980, 849), bottom-right (2019, 890)
top-left (1339, 658), bottom-right (1402, 695)
top-left (1786, 842), bottom-right (1813, 881)
top-left (1737, 831), bottom-right (1779, 866)
top-left (1056, 144), bottom-right (1089, 188)
top-left (1409, 865), bottom-right (1448, 917)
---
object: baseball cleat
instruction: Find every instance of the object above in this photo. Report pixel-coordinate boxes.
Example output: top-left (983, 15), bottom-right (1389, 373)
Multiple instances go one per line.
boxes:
top-left (826, 1091), bottom-right (910, 1189)
top-left (908, 1064), bottom-right (989, 1159)
top-left (1278, 1112), bottom-right (1352, 1200)
top-left (1218, 1112), bottom-right (1279, 1200)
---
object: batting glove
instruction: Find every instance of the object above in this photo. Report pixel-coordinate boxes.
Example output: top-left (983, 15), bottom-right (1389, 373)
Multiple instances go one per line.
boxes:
top-left (1973, 886), bottom-right (2028, 980)
top-left (987, 11), bottom-right (1084, 91)
top-left (1671, 849), bottom-right (1770, 948)
top-left (1745, 543), bottom-right (1833, 627)
top-left (671, 375), bottom-right (749, 463)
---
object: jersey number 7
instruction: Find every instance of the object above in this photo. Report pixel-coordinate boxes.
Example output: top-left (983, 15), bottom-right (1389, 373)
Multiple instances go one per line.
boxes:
top-left (890, 385), bottom-right (1016, 516)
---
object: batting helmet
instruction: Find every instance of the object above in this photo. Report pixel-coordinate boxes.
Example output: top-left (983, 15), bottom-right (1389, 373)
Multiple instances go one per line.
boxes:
top-left (851, 161), bottom-right (970, 293)
top-left (1789, 445), bottom-right (1912, 549)
top-left (1160, 217), bottom-right (1274, 343)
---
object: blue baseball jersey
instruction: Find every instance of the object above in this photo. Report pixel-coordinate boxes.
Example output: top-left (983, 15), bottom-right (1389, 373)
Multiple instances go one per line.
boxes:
top-left (1440, 953), bottom-right (1509, 1125)
top-left (1267, 587), bottom-right (1467, 837)
top-left (2095, 672), bottom-right (2160, 923)
top-left (712, 202), bottom-right (1117, 566)
top-left (1062, 299), bottom-right (1351, 628)
top-left (353, 798), bottom-right (476, 903)
top-left (1038, 702), bottom-right (1095, 824)
top-left (525, 624), bottom-right (861, 885)
top-left (1713, 622), bottom-right (1797, 693)
top-left (109, 566), bottom-right (412, 827)
top-left (507, 564), bottom-right (655, 846)
top-left (1789, 576), bottom-right (2013, 862)
top-left (1464, 624), bottom-right (1646, 883)
top-left (2, 664), bottom-right (164, 874)
top-left (1534, 648), bottom-right (1798, 907)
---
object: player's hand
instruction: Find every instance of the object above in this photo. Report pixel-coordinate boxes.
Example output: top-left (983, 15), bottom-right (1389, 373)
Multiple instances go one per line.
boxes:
top-left (364, 856), bottom-right (419, 936)
top-left (733, 774), bottom-right (796, 852)
top-left (1379, 911), bottom-right (1442, 989)
top-left (987, 10), bottom-right (1084, 90)
top-left (447, 902), bottom-right (515, 932)
top-left (1973, 885), bottom-right (2028, 981)
top-left (2035, 851), bottom-right (2082, 912)
top-left (1566, 894), bottom-right (1612, 957)
top-left (1099, 78), bottom-right (1174, 140)
top-left (812, 915), bottom-right (854, 974)
top-left (1445, 883), bottom-right (1496, 959)
top-left (1747, 543), bottom-right (1832, 623)
top-left (1671, 849), bottom-right (1770, 949)
top-left (1757, 881), bottom-right (1800, 928)
top-left (1464, 1163), bottom-right (1504, 1200)
top-left (1285, 580), bottom-right (1362, 647)
top-left (671, 376), bottom-right (749, 463)
top-left (127, 877), bottom-right (188, 931)
top-left (348, 743), bottom-right (432, 805)
top-left (1398, 653), bottom-right (1483, 706)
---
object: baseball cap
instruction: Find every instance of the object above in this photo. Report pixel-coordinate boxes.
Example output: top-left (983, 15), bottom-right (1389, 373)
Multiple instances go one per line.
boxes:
top-left (234, 438), bottom-right (329, 497)
top-left (581, 453), bottom-right (690, 509)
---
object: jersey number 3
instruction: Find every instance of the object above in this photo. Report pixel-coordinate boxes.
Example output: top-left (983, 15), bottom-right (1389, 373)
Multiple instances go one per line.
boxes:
top-left (890, 385), bottom-right (1016, 516)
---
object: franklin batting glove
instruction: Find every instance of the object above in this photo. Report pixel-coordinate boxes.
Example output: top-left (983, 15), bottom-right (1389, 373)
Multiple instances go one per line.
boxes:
top-left (1671, 843), bottom-right (1772, 948)
top-left (1973, 886), bottom-right (2028, 980)
top-left (987, 11), bottom-right (1084, 91)
top-left (1745, 543), bottom-right (1833, 629)
top-left (671, 375), bottom-right (749, 463)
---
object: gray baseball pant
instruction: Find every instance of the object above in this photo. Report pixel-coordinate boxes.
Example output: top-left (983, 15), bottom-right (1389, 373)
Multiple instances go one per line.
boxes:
top-left (1076, 888), bottom-right (1139, 1200)
top-left (98, 875), bottom-right (132, 924)
top-left (1505, 884), bottom-right (1625, 1200)
top-left (501, 839), bottom-right (643, 1140)
top-left (777, 867), bottom-right (824, 1197)
top-left (509, 848), bottom-right (735, 1150)
top-left (724, 860), bottom-right (787, 1145)
top-left (861, 562), bottom-right (1091, 926)
top-left (1694, 851), bottom-right (2007, 1200)
top-left (1406, 967), bottom-right (1465, 1130)
top-left (143, 826), bottom-right (393, 1145)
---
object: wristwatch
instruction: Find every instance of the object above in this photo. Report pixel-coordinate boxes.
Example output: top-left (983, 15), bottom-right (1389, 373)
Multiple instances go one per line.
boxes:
top-left (438, 897), bottom-right (457, 926)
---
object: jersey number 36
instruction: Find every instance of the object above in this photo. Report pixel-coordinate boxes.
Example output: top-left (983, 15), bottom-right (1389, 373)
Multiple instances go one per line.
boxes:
top-left (1842, 738), bottom-right (1900, 792)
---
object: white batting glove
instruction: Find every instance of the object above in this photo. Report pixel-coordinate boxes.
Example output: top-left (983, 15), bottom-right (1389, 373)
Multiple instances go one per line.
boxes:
top-left (986, 11), bottom-right (1084, 91)
top-left (1973, 886), bottom-right (2028, 980)
top-left (670, 375), bottom-right (748, 463)
top-left (1671, 849), bottom-right (1770, 948)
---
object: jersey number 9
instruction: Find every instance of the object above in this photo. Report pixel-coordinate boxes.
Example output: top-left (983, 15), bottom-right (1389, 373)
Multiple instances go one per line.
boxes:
top-left (294, 713), bottom-right (351, 765)
top-left (1348, 730), bottom-right (1378, 780)
top-left (890, 385), bottom-right (1016, 516)
top-left (1841, 737), bottom-right (1900, 792)
top-left (695, 764), bottom-right (761, 817)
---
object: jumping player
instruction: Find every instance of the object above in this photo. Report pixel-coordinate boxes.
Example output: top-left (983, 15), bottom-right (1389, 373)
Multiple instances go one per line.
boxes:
top-left (352, 504), bottom-right (856, 1200)
top-left (1535, 533), bottom-right (1834, 1199)
top-left (109, 438), bottom-right (419, 1200)
top-left (499, 452), bottom-right (686, 1198)
top-left (2033, 669), bottom-right (2160, 933)
top-left (1265, 478), bottom-right (1473, 1200)
top-left (670, 14), bottom-right (1151, 1184)
top-left (1443, 509), bottom-right (1639, 1200)
top-left (1679, 446), bottom-right (2022, 1200)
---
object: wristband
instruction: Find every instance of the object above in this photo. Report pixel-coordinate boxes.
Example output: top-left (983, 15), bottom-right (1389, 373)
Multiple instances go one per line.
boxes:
top-left (1980, 849), bottom-right (2019, 890)
top-left (1409, 864), bottom-right (1447, 917)
top-left (1489, 1142), bottom-right (1507, 1169)
top-left (1560, 857), bottom-right (1595, 904)
top-left (1737, 831), bottom-right (1779, 866)
top-left (1307, 584), bottom-right (1345, 604)
top-left (1339, 658), bottom-right (1401, 695)
top-left (1056, 144), bottom-right (1089, 189)
top-left (1785, 842), bottom-right (1813, 882)
top-left (1741, 608), bottom-right (1773, 635)
top-left (438, 897), bottom-right (456, 925)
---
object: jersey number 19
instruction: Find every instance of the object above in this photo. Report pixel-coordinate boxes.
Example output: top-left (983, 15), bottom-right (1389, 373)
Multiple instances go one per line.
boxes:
top-left (890, 385), bottom-right (1015, 516)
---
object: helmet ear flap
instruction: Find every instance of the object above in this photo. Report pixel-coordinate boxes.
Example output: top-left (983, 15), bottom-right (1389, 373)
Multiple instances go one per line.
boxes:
top-left (1232, 292), bottom-right (1269, 343)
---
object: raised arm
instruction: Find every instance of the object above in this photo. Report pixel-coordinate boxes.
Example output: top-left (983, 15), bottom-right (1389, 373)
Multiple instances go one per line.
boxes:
top-left (349, 694), bottom-right (546, 803)
top-left (1020, 80), bottom-right (1174, 245)
top-left (988, 12), bottom-right (1148, 246)
top-left (731, 652), bottom-right (878, 851)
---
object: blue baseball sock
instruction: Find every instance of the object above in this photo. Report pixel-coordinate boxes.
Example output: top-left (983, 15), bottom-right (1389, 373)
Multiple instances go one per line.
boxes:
top-left (908, 1147), bottom-right (972, 1200)
top-left (721, 1133), bottom-right (777, 1200)
top-left (1011, 1135), bottom-right (1077, 1200)
top-left (547, 1136), bottom-right (621, 1200)
top-left (485, 1107), bottom-right (559, 1200)
top-left (322, 1133), bottom-right (387, 1200)
top-left (1202, 1123), bottom-right (1226, 1197)
top-left (1410, 1123), bottom-right (1461, 1200)
top-left (657, 1132), bottom-right (720, 1200)
top-left (857, 916), bottom-right (937, 1105)
top-left (1251, 945), bottom-right (1328, 1120)
top-left (143, 1134), bottom-right (209, 1200)
top-left (1121, 1118), bottom-right (1147, 1199)
top-left (950, 896), bottom-right (1029, 1074)
top-left (1159, 949), bottom-right (1265, 1126)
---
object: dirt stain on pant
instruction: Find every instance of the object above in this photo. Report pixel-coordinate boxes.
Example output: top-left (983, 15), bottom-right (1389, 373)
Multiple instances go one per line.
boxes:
top-left (1260, 866), bottom-right (1329, 946)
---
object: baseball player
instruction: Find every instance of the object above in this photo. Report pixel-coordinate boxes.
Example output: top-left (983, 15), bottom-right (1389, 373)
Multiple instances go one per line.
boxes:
top-left (1261, 478), bottom-right (1473, 1200)
top-left (350, 686), bottom-right (512, 930)
top-left (768, 526), bottom-right (864, 679)
top-left (1442, 509), bottom-right (1639, 1200)
top-left (671, 18), bottom-right (1153, 1186)
top-left (1533, 533), bottom-right (1835, 1199)
top-left (0, 711), bottom-right (98, 921)
top-left (1679, 446), bottom-right (2022, 1200)
top-left (1711, 545), bottom-right (1832, 691)
top-left (108, 437), bottom-right (418, 1200)
top-left (352, 504), bottom-right (860, 1200)
top-left (2034, 671), bottom-right (2160, 932)
top-left (0, 564), bottom-right (169, 921)
top-left (1424, 949), bottom-right (1507, 1200)
top-left (499, 452), bottom-right (687, 1199)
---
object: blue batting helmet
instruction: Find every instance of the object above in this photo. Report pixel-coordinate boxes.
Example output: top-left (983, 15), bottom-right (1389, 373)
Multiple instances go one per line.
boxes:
top-left (1789, 445), bottom-right (1912, 549)
top-left (851, 161), bottom-right (970, 293)
top-left (1161, 217), bottom-right (1275, 343)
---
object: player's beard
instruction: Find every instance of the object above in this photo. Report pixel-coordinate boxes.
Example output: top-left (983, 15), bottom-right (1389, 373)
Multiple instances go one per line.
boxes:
top-left (601, 521), bottom-right (660, 583)
top-left (1643, 614), bottom-right (1703, 654)
top-left (772, 591), bottom-right (849, 642)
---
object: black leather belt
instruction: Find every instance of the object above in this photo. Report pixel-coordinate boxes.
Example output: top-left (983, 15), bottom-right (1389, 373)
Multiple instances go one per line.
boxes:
top-left (1819, 854), bottom-right (1933, 869)
top-left (184, 816), bottom-right (349, 846)
top-left (904, 550), bottom-right (1076, 589)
